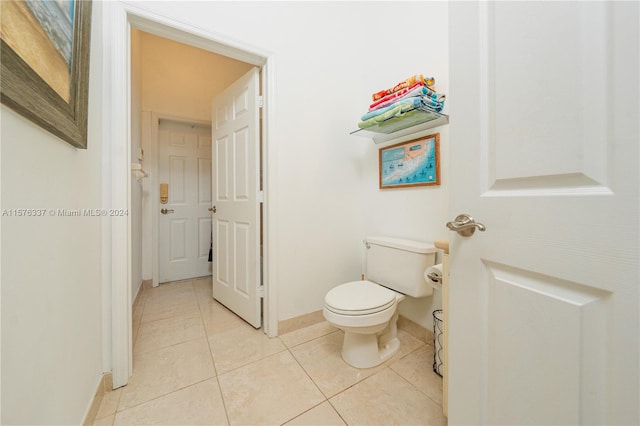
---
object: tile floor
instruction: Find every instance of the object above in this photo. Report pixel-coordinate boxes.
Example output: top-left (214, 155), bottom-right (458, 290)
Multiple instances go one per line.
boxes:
top-left (93, 277), bottom-right (446, 425)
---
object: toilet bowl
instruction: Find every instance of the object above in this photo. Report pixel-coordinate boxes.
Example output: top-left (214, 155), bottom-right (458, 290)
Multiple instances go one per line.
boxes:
top-left (323, 237), bottom-right (437, 369)
top-left (323, 280), bottom-right (405, 368)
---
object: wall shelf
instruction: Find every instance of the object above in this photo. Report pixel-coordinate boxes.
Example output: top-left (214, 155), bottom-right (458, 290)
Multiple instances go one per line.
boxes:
top-left (351, 107), bottom-right (449, 144)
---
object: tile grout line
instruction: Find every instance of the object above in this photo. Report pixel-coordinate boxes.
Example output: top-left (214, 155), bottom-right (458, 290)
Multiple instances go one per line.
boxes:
top-left (112, 281), bottom-right (220, 421)
top-left (282, 344), bottom-right (336, 425)
top-left (195, 280), bottom-right (232, 426)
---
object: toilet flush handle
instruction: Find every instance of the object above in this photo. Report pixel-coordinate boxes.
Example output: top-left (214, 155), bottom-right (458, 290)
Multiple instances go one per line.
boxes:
top-left (446, 214), bottom-right (486, 237)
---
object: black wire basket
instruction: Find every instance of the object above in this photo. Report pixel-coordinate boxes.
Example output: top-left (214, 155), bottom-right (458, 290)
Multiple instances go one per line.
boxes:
top-left (433, 309), bottom-right (444, 377)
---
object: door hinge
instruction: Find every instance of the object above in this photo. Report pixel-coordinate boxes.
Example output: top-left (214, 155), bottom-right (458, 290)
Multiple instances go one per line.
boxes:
top-left (258, 285), bottom-right (265, 298)
top-left (257, 96), bottom-right (264, 108)
top-left (257, 190), bottom-right (264, 203)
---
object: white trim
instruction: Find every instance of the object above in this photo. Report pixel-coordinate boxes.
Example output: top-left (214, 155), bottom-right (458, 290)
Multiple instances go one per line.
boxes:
top-left (102, 1), bottom-right (132, 389)
top-left (262, 56), bottom-right (278, 337)
top-left (105, 1), bottom-right (279, 387)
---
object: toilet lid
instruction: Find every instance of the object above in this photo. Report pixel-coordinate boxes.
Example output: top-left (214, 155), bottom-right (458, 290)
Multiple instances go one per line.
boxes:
top-left (324, 281), bottom-right (397, 316)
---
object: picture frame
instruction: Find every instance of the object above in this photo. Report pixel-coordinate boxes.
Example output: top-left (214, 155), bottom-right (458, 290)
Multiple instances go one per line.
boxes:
top-left (1, 0), bottom-right (92, 149)
top-left (379, 133), bottom-right (440, 189)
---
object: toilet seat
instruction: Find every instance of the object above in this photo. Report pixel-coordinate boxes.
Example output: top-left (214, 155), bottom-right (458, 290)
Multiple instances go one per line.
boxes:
top-left (324, 281), bottom-right (397, 316)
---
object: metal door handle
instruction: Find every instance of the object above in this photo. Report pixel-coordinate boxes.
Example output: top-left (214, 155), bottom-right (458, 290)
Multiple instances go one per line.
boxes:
top-left (160, 208), bottom-right (174, 215)
top-left (446, 214), bottom-right (486, 237)
top-left (208, 206), bottom-right (216, 213)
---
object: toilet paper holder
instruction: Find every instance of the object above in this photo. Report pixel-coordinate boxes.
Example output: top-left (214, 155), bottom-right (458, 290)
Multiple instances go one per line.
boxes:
top-left (427, 272), bottom-right (442, 283)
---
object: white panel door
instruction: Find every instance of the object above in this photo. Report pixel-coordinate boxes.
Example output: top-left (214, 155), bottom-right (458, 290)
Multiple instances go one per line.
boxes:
top-left (211, 67), bottom-right (261, 328)
top-left (448, 2), bottom-right (638, 425)
top-left (158, 120), bottom-right (213, 283)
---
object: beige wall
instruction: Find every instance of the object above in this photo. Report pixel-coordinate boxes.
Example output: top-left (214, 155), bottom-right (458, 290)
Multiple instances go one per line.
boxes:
top-left (0, 4), bottom-right (105, 424)
top-left (140, 31), bottom-right (254, 122)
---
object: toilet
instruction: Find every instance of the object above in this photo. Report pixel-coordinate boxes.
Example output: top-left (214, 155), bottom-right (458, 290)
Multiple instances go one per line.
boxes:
top-left (323, 236), bottom-right (437, 369)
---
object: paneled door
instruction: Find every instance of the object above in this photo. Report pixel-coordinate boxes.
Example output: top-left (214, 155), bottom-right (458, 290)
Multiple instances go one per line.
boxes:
top-left (158, 120), bottom-right (213, 283)
top-left (448, 2), bottom-right (638, 425)
top-left (211, 67), bottom-right (261, 328)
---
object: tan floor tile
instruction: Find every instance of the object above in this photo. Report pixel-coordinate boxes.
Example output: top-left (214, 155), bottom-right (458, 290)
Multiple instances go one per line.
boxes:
top-left (95, 388), bottom-right (122, 420)
top-left (330, 368), bottom-right (447, 426)
top-left (145, 280), bottom-right (195, 300)
top-left (291, 329), bottom-right (425, 398)
top-left (134, 312), bottom-right (205, 354)
top-left (141, 291), bottom-right (200, 324)
top-left (114, 379), bottom-right (227, 425)
top-left (146, 279), bottom-right (193, 296)
top-left (289, 331), bottom-right (383, 398)
top-left (284, 401), bottom-right (346, 425)
top-left (120, 277), bottom-right (446, 425)
top-left (279, 321), bottom-right (339, 349)
top-left (119, 338), bottom-right (215, 410)
top-left (386, 329), bottom-right (427, 363)
top-left (93, 414), bottom-right (114, 426)
top-left (208, 322), bottom-right (286, 374)
top-left (193, 276), bottom-right (213, 299)
top-left (390, 345), bottom-right (443, 405)
top-left (218, 351), bottom-right (325, 425)
top-left (199, 299), bottom-right (246, 335)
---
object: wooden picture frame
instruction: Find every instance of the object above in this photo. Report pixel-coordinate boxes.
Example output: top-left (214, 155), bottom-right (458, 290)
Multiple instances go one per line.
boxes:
top-left (379, 133), bottom-right (440, 189)
top-left (1, 0), bottom-right (92, 149)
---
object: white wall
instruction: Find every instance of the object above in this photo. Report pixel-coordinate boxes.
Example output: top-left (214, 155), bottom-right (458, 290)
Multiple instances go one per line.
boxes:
top-left (0, 4), bottom-right (105, 423)
top-left (357, 3), bottom-right (450, 328)
top-left (128, 1), bottom-right (450, 327)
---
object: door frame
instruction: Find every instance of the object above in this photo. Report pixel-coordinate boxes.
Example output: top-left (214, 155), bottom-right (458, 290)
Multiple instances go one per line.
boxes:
top-left (143, 112), bottom-right (212, 288)
top-left (102, 1), bottom-right (279, 389)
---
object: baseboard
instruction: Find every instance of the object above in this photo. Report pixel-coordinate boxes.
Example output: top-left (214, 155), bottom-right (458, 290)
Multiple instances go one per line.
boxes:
top-left (82, 372), bottom-right (112, 426)
top-left (278, 310), bottom-right (434, 345)
top-left (278, 310), bottom-right (325, 335)
top-left (142, 279), bottom-right (153, 290)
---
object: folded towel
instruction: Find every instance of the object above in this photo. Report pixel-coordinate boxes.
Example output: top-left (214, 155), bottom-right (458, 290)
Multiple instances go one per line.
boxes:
top-left (361, 96), bottom-right (423, 121)
top-left (370, 84), bottom-right (445, 112)
top-left (358, 97), bottom-right (445, 129)
top-left (361, 96), bottom-right (444, 121)
top-left (372, 75), bottom-right (435, 101)
top-left (358, 103), bottom-right (417, 129)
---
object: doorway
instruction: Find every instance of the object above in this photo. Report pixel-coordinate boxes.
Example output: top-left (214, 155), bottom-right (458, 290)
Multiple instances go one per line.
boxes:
top-left (104, 2), bottom-right (278, 389)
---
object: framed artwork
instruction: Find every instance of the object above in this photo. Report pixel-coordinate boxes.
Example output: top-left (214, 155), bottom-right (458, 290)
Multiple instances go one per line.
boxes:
top-left (379, 133), bottom-right (440, 189)
top-left (1, 0), bottom-right (92, 149)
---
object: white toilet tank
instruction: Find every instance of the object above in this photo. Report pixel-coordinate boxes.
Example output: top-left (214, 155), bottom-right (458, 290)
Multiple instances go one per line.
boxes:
top-left (365, 236), bottom-right (437, 297)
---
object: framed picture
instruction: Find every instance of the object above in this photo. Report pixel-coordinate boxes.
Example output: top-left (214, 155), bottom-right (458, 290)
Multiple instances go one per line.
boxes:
top-left (1, 0), bottom-right (92, 149)
top-left (379, 133), bottom-right (440, 189)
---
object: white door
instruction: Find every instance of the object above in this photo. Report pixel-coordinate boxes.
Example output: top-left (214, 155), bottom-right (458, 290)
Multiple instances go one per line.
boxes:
top-left (211, 67), bottom-right (261, 328)
top-left (158, 120), bottom-right (213, 283)
top-left (448, 2), bottom-right (638, 425)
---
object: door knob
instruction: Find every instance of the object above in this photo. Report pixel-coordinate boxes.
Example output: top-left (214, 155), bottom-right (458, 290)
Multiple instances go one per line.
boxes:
top-left (160, 208), bottom-right (174, 215)
top-left (446, 214), bottom-right (486, 237)
top-left (208, 206), bottom-right (216, 213)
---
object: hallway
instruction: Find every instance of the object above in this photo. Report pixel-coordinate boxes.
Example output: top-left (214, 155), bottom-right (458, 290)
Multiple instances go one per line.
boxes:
top-left (93, 278), bottom-right (446, 425)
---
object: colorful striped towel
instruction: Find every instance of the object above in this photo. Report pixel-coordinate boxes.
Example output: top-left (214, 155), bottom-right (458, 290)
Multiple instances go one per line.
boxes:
top-left (358, 103), bottom-right (418, 129)
top-left (372, 75), bottom-right (435, 101)
top-left (370, 84), bottom-right (445, 112)
top-left (360, 96), bottom-right (423, 121)
top-left (357, 97), bottom-right (445, 129)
